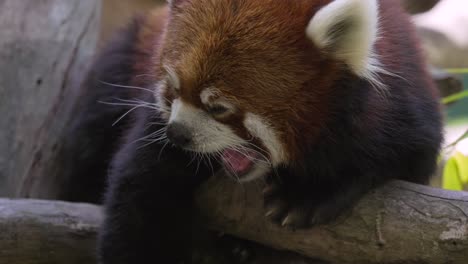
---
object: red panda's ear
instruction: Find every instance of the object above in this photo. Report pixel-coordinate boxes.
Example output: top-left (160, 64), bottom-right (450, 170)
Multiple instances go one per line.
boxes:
top-left (306, 0), bottom-right (380, 80)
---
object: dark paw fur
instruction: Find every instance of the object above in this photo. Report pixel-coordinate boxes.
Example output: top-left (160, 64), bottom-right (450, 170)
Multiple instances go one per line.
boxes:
top-left (216, 234), bottom-right (254, 264)
top-left (263, 183), bottom-right (344, 228)
top-left (230, 243), bottom-right (253, 263)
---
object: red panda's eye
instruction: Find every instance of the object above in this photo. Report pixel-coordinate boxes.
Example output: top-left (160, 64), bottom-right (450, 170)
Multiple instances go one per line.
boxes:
top-left (207, 105), bottom-right (229, 116)
top-left (170, 84), bottom-right (180, 96)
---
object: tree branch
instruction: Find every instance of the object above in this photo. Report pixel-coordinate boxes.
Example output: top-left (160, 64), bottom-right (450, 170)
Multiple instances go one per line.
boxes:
top-left (1, 179), bottom-right (468, 264)
top-left (0, 0), bottom-right (101, 198)
top-left (0, 199), bottom-right (102, 264)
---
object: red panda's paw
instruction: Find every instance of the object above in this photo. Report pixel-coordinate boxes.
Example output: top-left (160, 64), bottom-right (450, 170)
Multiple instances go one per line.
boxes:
top-left (263, 184), bottom-right (316, 229)
top-left (262, 183), bottom-right (348, 228)
top-left (220, 235), bottom-right (254, 263)
top-left (307, 201), bottom-right (349, 226)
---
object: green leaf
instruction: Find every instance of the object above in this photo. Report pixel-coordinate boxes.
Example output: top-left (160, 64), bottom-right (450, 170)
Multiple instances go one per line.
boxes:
top-left (445, 68), bottom-right (468, 74)
top-left (442, 90), bottom-right (468, 105)
top-left (442, 151), bottom-right (468, 190)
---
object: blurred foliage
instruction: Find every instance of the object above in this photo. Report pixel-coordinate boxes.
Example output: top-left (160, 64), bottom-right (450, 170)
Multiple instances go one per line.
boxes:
top-left (442, 70), bottom-right (468, 191)
top-left (442, 90), bottom-right (468, 105)
top-left (443, 151), bottom-right (468, 190)
top-left (444, 71), bottom-right (468, 125)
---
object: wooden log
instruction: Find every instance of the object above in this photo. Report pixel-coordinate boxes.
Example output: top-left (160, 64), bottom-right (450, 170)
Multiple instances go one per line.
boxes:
top-left (1, 180), bottom-right (467, 264)
top-left (0, 0), bottom-right (101, 198)
top-left (0, 199), bottom-right (102, 264)
top-left (195, 177), bottom-right (468, 264)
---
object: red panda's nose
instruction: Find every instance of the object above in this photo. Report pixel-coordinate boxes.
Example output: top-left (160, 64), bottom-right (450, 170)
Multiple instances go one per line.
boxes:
top-left (166, 123), bottom-right (192, 148)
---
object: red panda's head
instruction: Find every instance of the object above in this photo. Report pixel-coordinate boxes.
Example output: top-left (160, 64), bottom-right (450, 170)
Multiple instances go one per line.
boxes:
top-left (154, 0), bottom-right (383, 181)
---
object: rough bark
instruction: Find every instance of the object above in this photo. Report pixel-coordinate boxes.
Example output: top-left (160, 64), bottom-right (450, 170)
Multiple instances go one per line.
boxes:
top-left (0, 199), bottom-right (102, 264)
top-left (0, 0), bottom-right (101, 198)
top-left (1, 180), bottom-right (467, 264)
top-left (195, 177), bottom-right (468, 264)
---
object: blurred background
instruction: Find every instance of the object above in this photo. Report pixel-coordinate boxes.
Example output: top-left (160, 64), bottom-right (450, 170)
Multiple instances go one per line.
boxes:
top-left (1, 0), bottom-right (468, 200)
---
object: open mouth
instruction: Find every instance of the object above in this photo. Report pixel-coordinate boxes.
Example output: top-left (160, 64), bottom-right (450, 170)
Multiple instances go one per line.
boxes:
top-left (220, 148), bottom-right (262, 178)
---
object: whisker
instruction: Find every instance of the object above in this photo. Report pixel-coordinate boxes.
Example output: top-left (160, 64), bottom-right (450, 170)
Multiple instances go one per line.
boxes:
top-left (195, 153), bottom-right (202, 175)
top-left (134, 74), bottom-right (156, 79)
top-left (98, 100), bottom-right (159, 111)
top-left (133, 128), bottom-right (167, 143)
top-left (148, 121), bottom-right (168, 125)
top-left (99, 80), bottom-right (155, 94)
top-left (230, 147), bottom-right (269, 166)
top-left (111, 98), bottom-right (159, 110)
top-left (98, 101), bottom-right (144, 107)
top-left (188, 152), bottom-right (198, 166)
top-left (112, 97), bottom-right (155, 105)
top-left (112, 105), bottom-right (144, 126)
top-left (206, 154), bottom-right (216, 178)
top-left (218, 135), bottom-right (272, 167)
top-left (157, 140), bottom-right (170, 161)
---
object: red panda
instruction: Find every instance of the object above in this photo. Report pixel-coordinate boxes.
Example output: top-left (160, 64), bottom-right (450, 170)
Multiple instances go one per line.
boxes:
top-left (63, 0), bottom-right (443, 263)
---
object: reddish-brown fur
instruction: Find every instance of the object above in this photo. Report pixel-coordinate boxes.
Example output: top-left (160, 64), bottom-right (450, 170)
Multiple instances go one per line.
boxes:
top-left (135, 0), bottom-right (344, 162)
top-left (76, 1), bottom-right (443, 262)
top-left (129, 0), bottom-right (438, 165)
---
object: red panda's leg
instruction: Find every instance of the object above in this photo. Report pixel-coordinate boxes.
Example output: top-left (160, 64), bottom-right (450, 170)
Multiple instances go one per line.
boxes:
top-left (307, 180), bottom-right (373, 225)
top-left (98, 109), bottom-right (210, 264)
top-left (263, 172), bottom-right (373, 228)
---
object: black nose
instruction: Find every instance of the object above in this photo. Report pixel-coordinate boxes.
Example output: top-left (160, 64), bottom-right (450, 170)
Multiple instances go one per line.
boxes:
top-left (166, 123), bottom-right (192, 147)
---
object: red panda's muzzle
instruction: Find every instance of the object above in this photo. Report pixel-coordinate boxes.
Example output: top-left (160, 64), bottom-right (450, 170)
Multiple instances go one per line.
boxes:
top-left (221, 148), bottom-right (261, 177)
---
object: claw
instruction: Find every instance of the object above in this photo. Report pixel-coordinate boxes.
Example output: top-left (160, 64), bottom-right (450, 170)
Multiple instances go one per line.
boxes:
top-left (265, 209), bottom-right (276, 217)
top-left (281, 215), bottom-right (291, 227)
top-left (264, 200), bottom-right (287, 219)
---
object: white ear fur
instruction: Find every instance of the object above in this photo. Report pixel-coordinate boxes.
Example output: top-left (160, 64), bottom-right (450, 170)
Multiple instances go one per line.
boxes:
top-left (167, 0), bottom-right (175, 7)
top-left (306, 0), bottom-right (383, 84)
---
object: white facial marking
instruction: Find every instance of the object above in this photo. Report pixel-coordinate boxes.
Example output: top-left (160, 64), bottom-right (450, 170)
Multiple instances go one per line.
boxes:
top-left (243, 113), bottom-right (287, 165)
top-left (154, 79), bottom-right (171, 120)
top-left (154, 66), bottom-right (181, 120)
top-left (168, 101), bottom-right (273, 182)
top-left (169, 99), bottom-right (242, 153)
top-left (163, 65), bottom-right (180, 92)
top-left (168, 98), bottom-right (182, 122)
top-left (200, 87), bottom-right (236, 117)
top-left (200, 88), bottom-right (217, 105)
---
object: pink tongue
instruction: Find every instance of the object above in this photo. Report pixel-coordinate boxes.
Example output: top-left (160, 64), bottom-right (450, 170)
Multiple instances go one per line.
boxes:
top-left (221, 149), bottom-right (255, 174)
